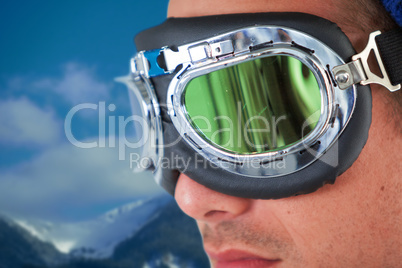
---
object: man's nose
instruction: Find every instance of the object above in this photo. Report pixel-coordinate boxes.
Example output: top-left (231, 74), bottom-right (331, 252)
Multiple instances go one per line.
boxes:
top-left (174, 173), bottom-right (252, 223)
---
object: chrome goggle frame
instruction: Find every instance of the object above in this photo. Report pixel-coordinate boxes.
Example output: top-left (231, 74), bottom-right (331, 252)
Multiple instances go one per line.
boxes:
top-left (123, 26), bottom-right (358, 180)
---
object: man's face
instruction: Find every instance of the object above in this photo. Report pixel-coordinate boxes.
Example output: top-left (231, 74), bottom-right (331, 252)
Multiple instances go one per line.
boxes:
top-left (168, 0), bottom-right (402, 267)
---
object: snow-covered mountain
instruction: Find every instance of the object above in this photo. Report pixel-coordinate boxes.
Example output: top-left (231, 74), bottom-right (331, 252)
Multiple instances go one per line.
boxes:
top-left (0, 194), bottom-right (209, 268)
top-left (0, 215), bottom-right (65, 268)
top-left (13, 194), bottom-right (171, 259)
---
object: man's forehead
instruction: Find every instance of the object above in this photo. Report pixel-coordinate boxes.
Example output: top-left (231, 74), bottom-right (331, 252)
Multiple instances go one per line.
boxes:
top-left (167, 0), bottom-right (340, 20)
top-left (167, 0), bottom-right (364, 48)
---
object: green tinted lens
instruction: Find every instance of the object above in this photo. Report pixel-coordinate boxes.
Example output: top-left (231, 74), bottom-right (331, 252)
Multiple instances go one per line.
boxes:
top-left (184, 55), bottom-right (321, 154)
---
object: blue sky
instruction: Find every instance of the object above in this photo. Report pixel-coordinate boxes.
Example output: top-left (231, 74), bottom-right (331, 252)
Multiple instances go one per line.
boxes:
top-left (0, 1), bottom-right (170, 222)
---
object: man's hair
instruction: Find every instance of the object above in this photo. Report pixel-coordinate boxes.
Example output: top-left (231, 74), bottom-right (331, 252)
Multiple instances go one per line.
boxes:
top-left (347, 0), bottom-right (398, 33)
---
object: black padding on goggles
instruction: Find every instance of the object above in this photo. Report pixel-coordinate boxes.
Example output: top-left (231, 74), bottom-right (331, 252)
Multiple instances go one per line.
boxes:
top-left (136, 13), bottom-right (353, 59)
top-left (134, 13), bottom-right (372, 199)
top-left (376, 28), bottom-right (402, 86)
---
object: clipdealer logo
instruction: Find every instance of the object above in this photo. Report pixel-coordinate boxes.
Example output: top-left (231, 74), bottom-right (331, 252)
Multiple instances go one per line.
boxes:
top-left (64, 101), bottom-right (339, 171)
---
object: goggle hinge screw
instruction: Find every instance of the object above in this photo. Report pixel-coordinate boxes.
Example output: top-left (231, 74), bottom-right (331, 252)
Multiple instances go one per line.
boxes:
top-left (335, 71), bottom-right (350, 84)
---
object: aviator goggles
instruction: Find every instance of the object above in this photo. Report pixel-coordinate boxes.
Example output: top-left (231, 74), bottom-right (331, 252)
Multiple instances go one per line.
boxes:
top-left (119, 13), bottom-right (401, 199)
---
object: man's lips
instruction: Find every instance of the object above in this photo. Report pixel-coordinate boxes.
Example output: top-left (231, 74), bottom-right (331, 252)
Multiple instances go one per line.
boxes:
top-left (205, 249), bottom-right (281, 268)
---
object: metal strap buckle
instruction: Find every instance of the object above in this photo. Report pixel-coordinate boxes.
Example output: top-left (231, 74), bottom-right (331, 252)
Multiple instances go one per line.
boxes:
top-left (132, 40), bottom-right (235, 78)
top-left (332, 31), bottom-right (401, 92)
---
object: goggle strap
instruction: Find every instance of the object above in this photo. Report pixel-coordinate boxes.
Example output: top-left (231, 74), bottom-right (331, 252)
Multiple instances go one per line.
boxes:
top-left (333, 29), bottom-right (402, 92)
top-left (376, 28), bottom-right (402, 86)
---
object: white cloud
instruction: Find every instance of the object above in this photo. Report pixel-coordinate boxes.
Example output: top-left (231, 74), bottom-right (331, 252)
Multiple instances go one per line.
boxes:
top-left (0, 142), bottom-right (163, 221)
top-left (6, 62), bottom-right (111, 106)
top-left (0, 63), bottom-right (158, 222)
top-left (34, 62), bottom-right (110, 105)
top-left (0, 98), bottom-right (61, 146)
